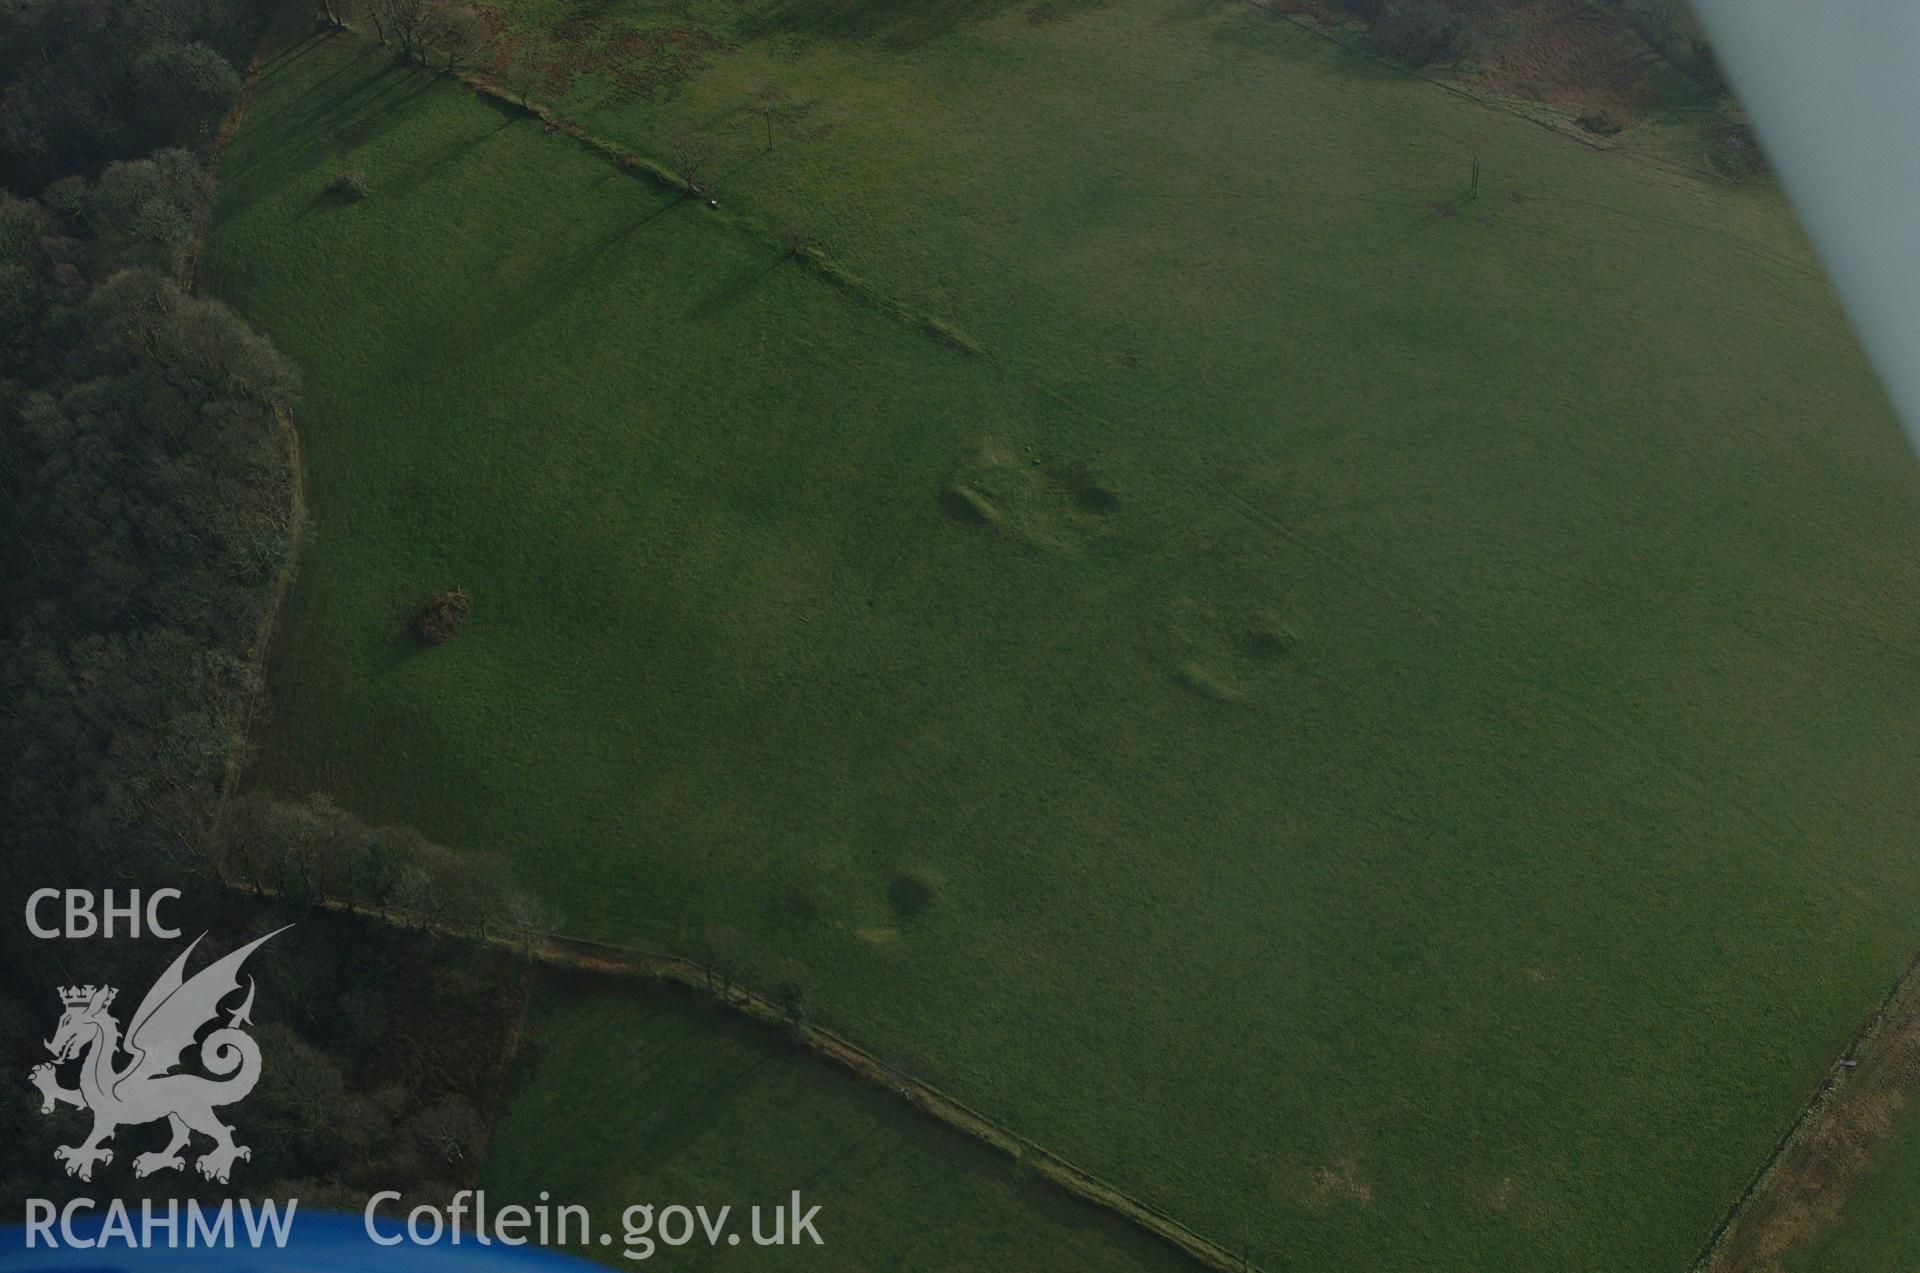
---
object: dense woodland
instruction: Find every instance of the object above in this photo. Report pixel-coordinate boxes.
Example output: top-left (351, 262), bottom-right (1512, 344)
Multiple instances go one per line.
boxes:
top-left (0, 0), bottom-right (532, 1212)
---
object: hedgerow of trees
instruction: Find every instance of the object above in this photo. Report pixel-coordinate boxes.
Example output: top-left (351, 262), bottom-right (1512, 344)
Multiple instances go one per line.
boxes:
top-left (327, 0), bottom-right (490, 70)
top-left (1333, 0), bottom-right (1728, 82)
top-left (1602, 0), bottom-right (1729, 93)
top-left (1332, 0), bottom-right (1485, 66)
top-left (0, 0), bottom-right (539, 1215)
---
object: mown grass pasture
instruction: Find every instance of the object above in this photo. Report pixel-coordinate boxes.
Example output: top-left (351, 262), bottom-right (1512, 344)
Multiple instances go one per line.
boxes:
top-left (207, 9), bottom-right (1920, 1269)
top-left (481, 978), bottom-right (1187, 1270)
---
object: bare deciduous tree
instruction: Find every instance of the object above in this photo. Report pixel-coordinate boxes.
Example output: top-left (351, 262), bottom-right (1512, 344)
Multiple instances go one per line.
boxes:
top-left (368, 0), bottom-right (437, 61)
top-left (700, 924), bottom-right (748, 998)
top-left (409, 1095), bottom-right (485, 1166)
top-left (506, 44), bottom-right (542, 106)
top-left (427, 3), bottom-right (489, 71)
top-left (502, 889), bottom-right (559, 959)
top-left (773, 957), bottom-right (813, 1025)
top-left (665, 129), bottom-right (718, 194)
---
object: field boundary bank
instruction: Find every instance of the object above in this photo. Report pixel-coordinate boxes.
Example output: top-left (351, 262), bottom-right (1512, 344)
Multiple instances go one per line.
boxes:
top-left (543, 932), bottom-right (1262, 1273)
top-left (1693, 945), bottom-right (1920, 1270)
top-left (287, 21), bottom-right (984, 358)
top-left (203, 12), bottom-right (317, 809)
top-left (218, 401), bottom-right (308, 808)
top-left (447, 54), bottom-right (990, 355)
top-left (252, 890), bottom-right (1265, 1273)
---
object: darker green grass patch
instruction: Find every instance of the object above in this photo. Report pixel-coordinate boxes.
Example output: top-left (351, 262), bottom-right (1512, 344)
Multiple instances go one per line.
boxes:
top-left (1241, 614), bottom-right (1294, 660)
top-left (886, 869), bottom-right (938, 918)
top-left (940, 482), bottom-right (1001, 526)
top-left (1171, 661), bottom-right (1239, 702)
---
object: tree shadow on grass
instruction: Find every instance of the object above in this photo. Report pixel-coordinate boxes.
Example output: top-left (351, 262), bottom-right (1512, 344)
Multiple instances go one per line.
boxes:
top-left (256, 23), bottom-right (334, 77)
top-left (620, 1048), bottom-right (777, 1167)
top-left (729, 0), bottom-right (1105, 50)
top-left (379, 590), bottom-right (432, 671)
top-left (424, 195), bottom-right (687, 369)
top-left (1207, 5), bottom-right (1404, 84)
top-left (789, 1116), bottom-right (903, 1199)
top-left (687, 249), bottom-right (791, 323)
top-left (254, 27), bottom-right (379, 111)
top-left (225, 54), bottom-right (442, 193)
top-left (706, 143), bottom-right (772, 189)
top-left (296, 184), bottom-right (356, 218)
top-left (252, 36), bottom-right (419, 152)
top-left (1366, 191), bottom-right (1475, 254)
top-left (381, 626), bottom-right (422, 672)
top-left (326, 55), bottom-right (476, 153)
top-left (378, 112), bottom-right (525, 201)
top-left (629, 1019), bottom-right (721, 1092)
top-left (275, 71), bottom-right (455, 219)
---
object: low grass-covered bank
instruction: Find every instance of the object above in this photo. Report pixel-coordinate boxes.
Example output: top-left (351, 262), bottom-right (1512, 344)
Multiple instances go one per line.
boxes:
top-left (1790, 1113), bottom-right (1920, 1273)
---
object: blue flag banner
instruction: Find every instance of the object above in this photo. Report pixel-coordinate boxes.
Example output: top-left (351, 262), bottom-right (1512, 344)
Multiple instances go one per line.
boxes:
top-left (0, 1210), bottom-right (604, 1271)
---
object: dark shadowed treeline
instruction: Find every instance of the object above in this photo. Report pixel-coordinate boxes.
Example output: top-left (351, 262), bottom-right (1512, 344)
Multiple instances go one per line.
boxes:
top-left (0, 0), bottom-right (531, 1214)
top-left (1, 0), bottom-right (289, 891)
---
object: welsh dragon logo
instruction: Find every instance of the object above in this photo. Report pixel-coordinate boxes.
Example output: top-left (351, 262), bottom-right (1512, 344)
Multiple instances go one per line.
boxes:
top-left (28, 927), bottom-right (287, 1184)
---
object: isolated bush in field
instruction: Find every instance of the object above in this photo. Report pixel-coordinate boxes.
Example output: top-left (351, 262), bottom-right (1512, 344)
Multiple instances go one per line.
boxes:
top-left (416, 587), bottom-right (472, 645)
top-left (1578, 112), bottom-right (1624, 136)
top-left (332, 170), bottom-right (371, 201)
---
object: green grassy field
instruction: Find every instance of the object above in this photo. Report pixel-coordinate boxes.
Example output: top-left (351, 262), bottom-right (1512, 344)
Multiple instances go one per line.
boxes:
top-left (207, 8), bottom-right (1920, 1269)
top-left (481, 977), bottom-right (1187, 1269)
